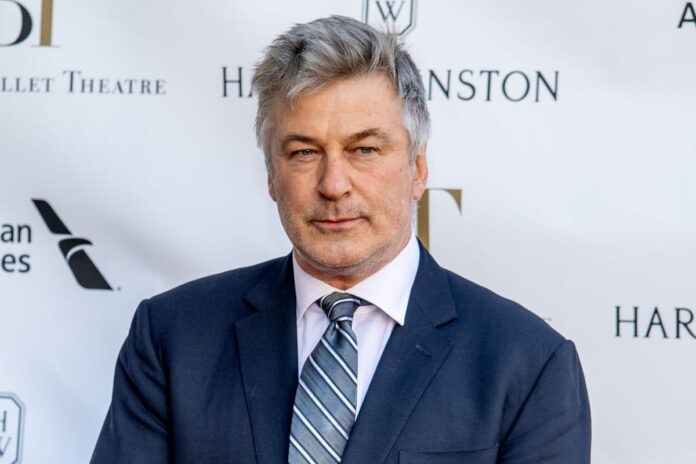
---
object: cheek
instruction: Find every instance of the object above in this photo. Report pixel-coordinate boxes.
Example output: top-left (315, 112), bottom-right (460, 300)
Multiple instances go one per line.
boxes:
top-left (275, 177), bottom-right (310, 215)
top-left (371, 172), bottom-right (414, 219)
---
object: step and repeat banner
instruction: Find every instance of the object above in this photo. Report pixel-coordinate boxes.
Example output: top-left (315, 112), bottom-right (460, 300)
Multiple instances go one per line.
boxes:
top-left (1, 0), bottom-right (695, 462)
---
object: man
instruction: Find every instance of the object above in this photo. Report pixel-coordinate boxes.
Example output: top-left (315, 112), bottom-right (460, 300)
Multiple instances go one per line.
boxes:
top-left (91, 15), bottom-right (590, 464)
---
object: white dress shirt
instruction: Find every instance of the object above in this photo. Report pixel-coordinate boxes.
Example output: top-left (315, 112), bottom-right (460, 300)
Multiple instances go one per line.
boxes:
top-left (292, 232), bottom-right (420, 415)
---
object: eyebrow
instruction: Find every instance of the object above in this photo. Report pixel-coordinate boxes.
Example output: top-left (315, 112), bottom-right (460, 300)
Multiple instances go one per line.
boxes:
top-left (280, 128), bottom-right (389, 152)
top-left (279, 134), bottom-right (318, 153)
top-left (344, 128), bottom-right (389, 145)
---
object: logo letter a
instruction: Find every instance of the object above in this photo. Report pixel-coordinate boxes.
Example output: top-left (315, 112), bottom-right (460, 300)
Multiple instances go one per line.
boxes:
top-left (678, 2), bottom-right (696, 28)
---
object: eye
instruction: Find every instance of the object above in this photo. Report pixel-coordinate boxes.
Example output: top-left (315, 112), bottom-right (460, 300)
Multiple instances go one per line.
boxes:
top-left (353, 147), bottom-right (376, 155)
top-left (291, 149), bottom-right (317, 157)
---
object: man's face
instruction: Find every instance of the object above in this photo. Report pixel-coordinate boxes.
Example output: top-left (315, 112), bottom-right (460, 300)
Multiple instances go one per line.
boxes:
top-left (267, 73), bottom-right (427, 285)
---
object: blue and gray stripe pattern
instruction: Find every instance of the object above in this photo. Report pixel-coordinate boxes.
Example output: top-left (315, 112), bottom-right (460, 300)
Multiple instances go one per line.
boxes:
top-left (289, 292), bottom-right (365, 464)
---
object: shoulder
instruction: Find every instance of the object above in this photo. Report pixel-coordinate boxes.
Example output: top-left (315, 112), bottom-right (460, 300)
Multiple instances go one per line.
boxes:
top-left (446, 269), bottom-right (560, 339)
top-left (133, 255), bottom-right (289, 340)
top-left (442, 267), bottom-right (568, 366)
top-left (150, 255), bottom-right (286, 307)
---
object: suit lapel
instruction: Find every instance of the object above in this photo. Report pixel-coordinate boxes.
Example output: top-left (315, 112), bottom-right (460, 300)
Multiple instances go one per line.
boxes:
top-left (342, 244), bottom-right (458, 464)
top-left (235, 255), bottom-right (298, 464)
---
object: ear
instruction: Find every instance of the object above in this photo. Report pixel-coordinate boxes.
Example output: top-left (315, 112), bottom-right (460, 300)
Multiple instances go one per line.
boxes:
top-left (411, 145), bottom-right (428, 201)
top-left (267, 174), bottom-right (277, 202)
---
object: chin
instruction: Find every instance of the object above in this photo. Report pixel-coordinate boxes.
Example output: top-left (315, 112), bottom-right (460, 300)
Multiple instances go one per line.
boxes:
top-left (300, 239), bottom-right (372, 272)
top-left (311, 248), bottom-right (366, 270)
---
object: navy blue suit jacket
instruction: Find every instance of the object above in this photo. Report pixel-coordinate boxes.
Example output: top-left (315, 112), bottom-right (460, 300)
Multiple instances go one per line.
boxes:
top-left (91, 244), bottom-right (591, 463)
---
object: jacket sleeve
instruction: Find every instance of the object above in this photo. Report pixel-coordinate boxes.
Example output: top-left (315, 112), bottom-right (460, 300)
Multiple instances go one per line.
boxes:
top-left (90, 299), bottom-right (170, 464)
top-left (499, 340), bottom-right (592, 463)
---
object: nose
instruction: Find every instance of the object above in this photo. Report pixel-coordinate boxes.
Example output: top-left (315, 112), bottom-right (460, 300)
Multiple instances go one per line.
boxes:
top-left (317, 152), bottom-right (352, 200)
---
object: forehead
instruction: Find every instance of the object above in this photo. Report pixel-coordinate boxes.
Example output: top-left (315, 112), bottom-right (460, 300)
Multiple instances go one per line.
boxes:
top-left (271, 74), bottom-right (406, 142)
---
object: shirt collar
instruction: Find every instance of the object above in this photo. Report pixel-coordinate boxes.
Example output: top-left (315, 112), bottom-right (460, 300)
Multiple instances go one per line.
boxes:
top-left (292, 232), bottom-right (420, 326)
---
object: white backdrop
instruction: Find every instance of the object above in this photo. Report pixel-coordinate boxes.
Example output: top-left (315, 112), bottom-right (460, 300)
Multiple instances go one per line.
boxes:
top-left (1, 1), bottom-right (695, 462)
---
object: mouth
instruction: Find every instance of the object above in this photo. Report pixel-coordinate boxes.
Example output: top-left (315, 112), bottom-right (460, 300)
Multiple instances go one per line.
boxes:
top-left (310, 217), bottom-right (363, 231)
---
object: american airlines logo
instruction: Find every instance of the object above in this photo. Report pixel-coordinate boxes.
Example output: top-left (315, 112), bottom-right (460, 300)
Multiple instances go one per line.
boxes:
top-left (32, 199), bottom-right (112, 290)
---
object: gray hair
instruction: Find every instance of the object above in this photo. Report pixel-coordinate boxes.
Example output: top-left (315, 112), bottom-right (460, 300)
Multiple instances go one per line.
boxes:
top-left (252, 15), bottom-right (430, 172)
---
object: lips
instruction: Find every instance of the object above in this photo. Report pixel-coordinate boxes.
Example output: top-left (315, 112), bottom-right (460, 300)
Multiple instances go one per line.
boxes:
top-left (311, 217), bottom-right (362, 231)
top-left (317, 218), bottom-right (358, 223)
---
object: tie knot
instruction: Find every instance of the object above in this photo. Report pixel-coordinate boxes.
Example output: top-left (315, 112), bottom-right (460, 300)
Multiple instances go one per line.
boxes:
top-left (319, 292), bottom-right (363, 322)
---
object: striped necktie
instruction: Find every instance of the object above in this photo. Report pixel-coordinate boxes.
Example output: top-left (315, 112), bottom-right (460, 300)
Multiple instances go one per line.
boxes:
top-left (289, 292), bottom-right (363, 464)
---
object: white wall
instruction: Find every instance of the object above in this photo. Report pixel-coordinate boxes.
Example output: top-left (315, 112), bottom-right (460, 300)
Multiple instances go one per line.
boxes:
top-left (1, 1), bottom-right (695, 462)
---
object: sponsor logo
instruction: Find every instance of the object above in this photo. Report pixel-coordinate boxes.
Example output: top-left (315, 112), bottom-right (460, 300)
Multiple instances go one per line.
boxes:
top-left (32, 199), bottom-right (112, 290)
top-left (0, 71), bottom-right (167, 96)
top-left (0, 3), bottom-right (168, 97)
top-left (615, 306), bottom-right (695, 339)
top-left (362, 0), bottom-right (417, 37)
top-left (427, 69), bottom-right (559, 103)
top-left (0, 0), bottom-right (54, 47)
top-left (222, 66), bottom-right (560, 103)
top-left (678, 2), bottom-right (696, 29)
top-left (0, 393), bottom-right (24, 464)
